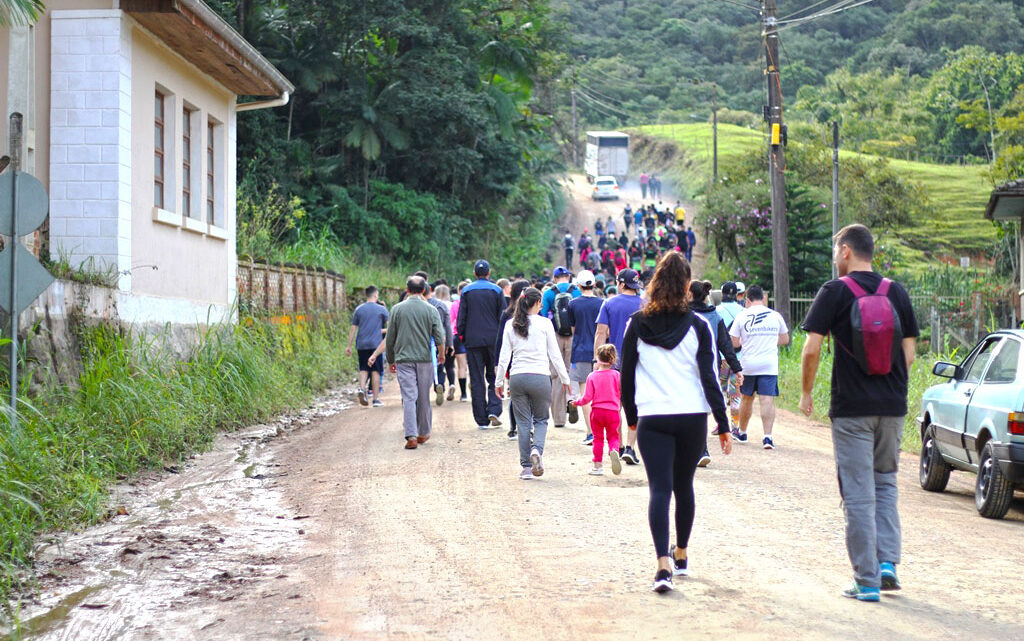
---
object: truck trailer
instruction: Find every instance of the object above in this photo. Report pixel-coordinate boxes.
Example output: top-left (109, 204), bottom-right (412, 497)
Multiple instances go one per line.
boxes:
top-left (584, 131), bottom-right (629, 183)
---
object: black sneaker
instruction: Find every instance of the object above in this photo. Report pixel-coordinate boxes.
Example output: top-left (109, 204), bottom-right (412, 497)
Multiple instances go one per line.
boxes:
top-left (622, 446), bottom-right (639, 465)
top-left (671, 546), bottom-right (689, 576)
top-left (358, 389), bottom-right (369, 406)
top-left (507, 428), bottom-right (517, 440)
top-left (652, 569), bottom-right (674, 593)
top-left (697, 446), bottom-right (711, 468)
top-left (567, 401), bottom-right (579, 424)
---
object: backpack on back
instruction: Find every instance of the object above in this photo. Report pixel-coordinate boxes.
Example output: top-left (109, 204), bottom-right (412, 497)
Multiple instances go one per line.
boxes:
top-left (839, 276), bottom-right (903, 376)
top-left (552, 289), bottom-right (574, 336)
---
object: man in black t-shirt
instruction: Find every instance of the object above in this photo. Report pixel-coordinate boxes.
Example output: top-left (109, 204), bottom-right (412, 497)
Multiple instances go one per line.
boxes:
top-left (799, 224), bottom-right (919, 602)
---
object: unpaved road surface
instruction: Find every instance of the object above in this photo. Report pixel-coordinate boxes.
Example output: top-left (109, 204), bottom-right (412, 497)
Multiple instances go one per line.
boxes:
top-left (11, 380), bottom-right (1024, 640)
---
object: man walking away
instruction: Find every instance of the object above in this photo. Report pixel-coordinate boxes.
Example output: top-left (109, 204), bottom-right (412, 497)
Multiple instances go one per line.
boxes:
top-left (347, 286), bottom-right (389, 407)
top-left (685, 227), bottom-right (696, 262)
top-left (799, 224), bottom-right (918, 602)
top-left (457, 260), bottom-right (506, 428)
top-left (380, 276), bottom-right (445, 449)
top-left (541, 266), bottom-right (581, 427)
top-left (563, 232), bottom-right (575, 268)
top-left (569, 269), bottom-right (605, 445)
top-left (729, 286), bottom-right (789, 449)
top-left (425, 281), bottom-right (454, 406)
top-left (594, 268), bottom-right (645, 464)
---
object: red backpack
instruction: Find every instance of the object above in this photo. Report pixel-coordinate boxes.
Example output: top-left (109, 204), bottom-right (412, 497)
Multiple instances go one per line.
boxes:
top-left (839, 276), bottom-right (904, 376)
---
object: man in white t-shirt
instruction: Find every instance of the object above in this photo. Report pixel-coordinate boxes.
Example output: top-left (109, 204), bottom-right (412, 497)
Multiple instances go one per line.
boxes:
top-left (729, 285), bottom-right (790, 449)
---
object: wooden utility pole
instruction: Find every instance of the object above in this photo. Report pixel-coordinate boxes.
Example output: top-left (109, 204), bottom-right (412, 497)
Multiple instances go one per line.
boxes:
top-left (832, 120), bottom-right (840, 280)
top-left (571, 87), bottom-right (579, 168)
top-left (764, 0), bottom-right (790, 325)
top-left (712, 84), bottom-right (719, 184)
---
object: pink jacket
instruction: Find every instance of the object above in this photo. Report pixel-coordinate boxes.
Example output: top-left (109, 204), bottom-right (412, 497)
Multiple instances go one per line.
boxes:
top-left (575, 368), bottom-right (621, 412)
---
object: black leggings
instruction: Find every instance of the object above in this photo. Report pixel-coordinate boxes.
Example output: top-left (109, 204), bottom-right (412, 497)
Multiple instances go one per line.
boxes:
top-left (636, 413), bottom-right (707, 558)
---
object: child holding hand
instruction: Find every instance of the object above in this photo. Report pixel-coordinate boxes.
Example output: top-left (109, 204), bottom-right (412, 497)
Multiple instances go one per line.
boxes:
top-left (574, 344), bottom-right (622, 476)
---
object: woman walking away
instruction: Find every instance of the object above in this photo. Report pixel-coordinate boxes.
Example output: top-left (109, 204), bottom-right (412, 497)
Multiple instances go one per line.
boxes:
top-left (495, 279), bottom-right (531, 440)
top-left (690, 279), bottom-right (744, 468)
top-left (450, 281), bottom-right (471, 401)
top-left (496, 288), bottom-right (571, 480)
top-left (620, 252), bottom-right (732, 593)
top-left (574, 344), bottom-right (622, 476)
top-left (435, 284), bottom-right (458, 400)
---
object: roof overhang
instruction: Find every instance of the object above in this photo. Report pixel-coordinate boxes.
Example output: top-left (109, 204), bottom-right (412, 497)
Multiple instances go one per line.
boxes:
top-left (122, 0), bottom-right (294, 98)
top-left (984, 179), bottom-right (1024, 221)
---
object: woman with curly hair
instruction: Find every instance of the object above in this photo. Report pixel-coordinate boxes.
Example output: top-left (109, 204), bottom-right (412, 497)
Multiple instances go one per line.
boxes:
top-left (620, 251), bottom-right (733, 593)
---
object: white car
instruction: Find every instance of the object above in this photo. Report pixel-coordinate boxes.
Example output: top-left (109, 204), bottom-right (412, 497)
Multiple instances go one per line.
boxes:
top-left (592, 176), bottom-right (620, 200)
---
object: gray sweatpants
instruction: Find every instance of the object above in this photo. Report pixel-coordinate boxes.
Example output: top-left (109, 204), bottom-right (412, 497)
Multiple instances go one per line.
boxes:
top-left (510, 373), bottom-right (551, 468)
top-left (831, 415), bottom-right (903, 588)
top-left (550, 334), bottom-right (573, 425)
top-left (396, 362), bottom-right (434, 439)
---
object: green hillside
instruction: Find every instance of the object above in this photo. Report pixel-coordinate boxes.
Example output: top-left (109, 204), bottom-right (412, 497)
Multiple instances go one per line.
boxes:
top-left (634, 123), bottom-right (996, 256)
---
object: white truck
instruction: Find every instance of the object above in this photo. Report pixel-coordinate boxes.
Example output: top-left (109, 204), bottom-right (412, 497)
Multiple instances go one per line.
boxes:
top-left (584, 131), bottom-right (629, 183)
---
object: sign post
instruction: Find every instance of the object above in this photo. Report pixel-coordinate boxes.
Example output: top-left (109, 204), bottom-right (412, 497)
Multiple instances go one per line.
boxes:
top-left (0, 113), bottom-right (54, 431)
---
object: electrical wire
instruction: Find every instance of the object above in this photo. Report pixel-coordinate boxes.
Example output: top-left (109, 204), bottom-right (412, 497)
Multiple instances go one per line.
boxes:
top-left (576, 67), bottom-right (674, 92)
top-left (777, 0), bottom-right (880, 31)
top-left (778, 0), bottom-right (835, 21)
top-left (717, 0), bottom-right (761, 12)
top-left (776, 0), bottom-right (860, 24)
top-left (575, 88), bottom-right (638, 118)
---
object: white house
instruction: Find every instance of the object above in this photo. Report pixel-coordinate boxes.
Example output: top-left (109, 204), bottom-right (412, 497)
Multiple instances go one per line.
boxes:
top-left (0, 0), bottom-right (293, 325)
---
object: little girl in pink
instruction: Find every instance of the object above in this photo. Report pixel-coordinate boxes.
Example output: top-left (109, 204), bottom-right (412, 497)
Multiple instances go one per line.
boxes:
top-left (574, 344), bottom-right (622, 475)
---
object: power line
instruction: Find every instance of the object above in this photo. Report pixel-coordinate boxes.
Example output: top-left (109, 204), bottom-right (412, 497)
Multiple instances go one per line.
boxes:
top-left (575, 88), bottom-right (638, 119)
top-left (717, 0), bottom-right (761, 11)
top-left (777, 0), bottom-right (881, 30)
top-left (576, 67), bottom-right (674, 92)
top-left (777, 0), bottom-right (858, 24)
top-left (778, 0), bottom-right (835, 21)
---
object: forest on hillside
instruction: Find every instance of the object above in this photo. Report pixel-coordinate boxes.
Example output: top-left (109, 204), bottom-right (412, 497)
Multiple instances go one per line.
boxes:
top-left (562, 0), bottom-right (1024, 171)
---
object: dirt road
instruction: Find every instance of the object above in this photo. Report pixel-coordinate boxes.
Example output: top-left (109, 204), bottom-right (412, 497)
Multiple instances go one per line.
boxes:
top-left (13, 378), bottom-right (1024, 640)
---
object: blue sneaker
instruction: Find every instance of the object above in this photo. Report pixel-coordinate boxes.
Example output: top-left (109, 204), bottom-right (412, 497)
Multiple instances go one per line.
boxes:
top-left (583, 433), bottom-right (594, 446)
top-left (762, 436), bottom-right (775, 450)
top-left (731, 428), bottom-right (748, 443)
top-left (842, 582), bottom-right (880, 602)
top-left (880, 562), bottom-right (901, 591)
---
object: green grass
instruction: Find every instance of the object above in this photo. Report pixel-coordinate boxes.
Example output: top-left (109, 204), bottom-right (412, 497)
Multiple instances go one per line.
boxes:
top-left (633, 122), bottom-right (997, 256)
top-left (0, 315), bottom-right (355, 613)
top-left (777, 331), bottom-right (953, 454)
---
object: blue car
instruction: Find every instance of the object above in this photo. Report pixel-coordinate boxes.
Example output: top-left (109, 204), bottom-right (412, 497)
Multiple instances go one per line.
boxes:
top-left (918, 330), bottom-right (1024, 519)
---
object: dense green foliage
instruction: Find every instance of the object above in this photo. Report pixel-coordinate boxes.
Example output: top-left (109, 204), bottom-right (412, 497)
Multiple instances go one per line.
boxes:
top-left (562, 1), bottom-right (1024, 171)
top-left (207, 0), bottom-right (568, 278)
top-left (0, 317), bottom-right (354, 606)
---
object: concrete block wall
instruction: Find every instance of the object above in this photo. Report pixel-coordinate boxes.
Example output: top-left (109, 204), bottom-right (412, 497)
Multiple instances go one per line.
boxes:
top-left (48, 10), bottom-right (132, 292)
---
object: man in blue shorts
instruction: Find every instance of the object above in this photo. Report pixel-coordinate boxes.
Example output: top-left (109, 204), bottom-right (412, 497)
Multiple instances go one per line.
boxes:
top-left (729, 285), bottom-right (789, 449)
top-left (347, 286), bottom-right (389, 407)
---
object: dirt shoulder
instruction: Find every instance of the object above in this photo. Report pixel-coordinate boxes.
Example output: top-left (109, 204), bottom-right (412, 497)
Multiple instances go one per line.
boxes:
top-left (13, 379), bottom-right (1024, 640)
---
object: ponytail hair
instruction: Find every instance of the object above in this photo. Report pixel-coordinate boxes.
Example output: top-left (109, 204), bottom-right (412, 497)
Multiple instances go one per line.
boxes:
top-left (513, 287), bottom-right (542, 338)
top-left (688, 279), bottom-right (713, 304)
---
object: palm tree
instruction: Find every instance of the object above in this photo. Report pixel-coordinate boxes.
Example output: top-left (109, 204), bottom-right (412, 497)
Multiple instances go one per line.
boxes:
top-left (343, 82), bottom-right (410, 208)
top-left (1, 0), bottom-right (45, 26)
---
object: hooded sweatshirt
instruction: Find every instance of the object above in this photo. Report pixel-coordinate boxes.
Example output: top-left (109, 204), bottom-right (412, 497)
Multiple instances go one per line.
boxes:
top-left (692, 301), bottom-right (743, 374)
top-left (619, 309), bottom-right (729, 433)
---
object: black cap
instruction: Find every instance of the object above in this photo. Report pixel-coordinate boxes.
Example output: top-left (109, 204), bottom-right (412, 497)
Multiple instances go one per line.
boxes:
top-left (721, 281), bottom-right (738, 296)
top-left (474, 260), bottom-right (490, 277)
top-left (617, 268), bottom-right (642, 291)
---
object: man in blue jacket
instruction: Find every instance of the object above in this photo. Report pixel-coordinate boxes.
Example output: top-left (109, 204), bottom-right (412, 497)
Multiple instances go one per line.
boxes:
top-left (541, 266), bottom-right (581, 426)
top-left (456, 260), bottom-right (506, 428)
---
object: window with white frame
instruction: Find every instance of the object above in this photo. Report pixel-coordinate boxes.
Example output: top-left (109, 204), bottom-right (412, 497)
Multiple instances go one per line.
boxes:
top-left (206, 117), bottom-right (224, 227)
top-left (182, 106), bottom-right (193, 217)
top-left (154, 90), bottom-right (166, 209)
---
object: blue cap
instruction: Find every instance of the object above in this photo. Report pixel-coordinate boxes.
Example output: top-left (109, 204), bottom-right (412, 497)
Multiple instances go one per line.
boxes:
top-left (474, 259), bottom-right (490, 276)
top-left (553, 266), bottom-right (570, 277)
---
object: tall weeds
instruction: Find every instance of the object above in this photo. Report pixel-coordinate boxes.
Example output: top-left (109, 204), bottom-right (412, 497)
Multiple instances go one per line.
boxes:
top-left (0, 315), bottom-right (353, 604)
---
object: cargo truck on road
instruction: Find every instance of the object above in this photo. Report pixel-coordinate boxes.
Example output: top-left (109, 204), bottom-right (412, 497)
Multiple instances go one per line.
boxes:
top-left (584, 131), bottom-right (629, 184)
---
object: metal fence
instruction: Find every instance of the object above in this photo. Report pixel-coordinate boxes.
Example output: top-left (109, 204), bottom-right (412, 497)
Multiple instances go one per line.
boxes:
top-left (236, 260), bottom-right (347, 316)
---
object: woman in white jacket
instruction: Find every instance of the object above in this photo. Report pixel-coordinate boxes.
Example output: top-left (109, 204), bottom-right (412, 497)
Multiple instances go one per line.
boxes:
top-left (620, 251), bottom-right (733, 593)
top-left (496, 287), bottom-right (571, 480)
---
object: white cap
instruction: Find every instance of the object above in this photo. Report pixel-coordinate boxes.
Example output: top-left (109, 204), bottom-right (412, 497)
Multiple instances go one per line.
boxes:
top-left (735, 281), bottom-right (746, 294)
top-left (576, 270), bottom-right (596, 287)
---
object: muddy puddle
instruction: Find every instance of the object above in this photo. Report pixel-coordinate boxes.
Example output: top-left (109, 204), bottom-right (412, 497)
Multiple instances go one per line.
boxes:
top-left (2, 388), bottom-right (354, 641)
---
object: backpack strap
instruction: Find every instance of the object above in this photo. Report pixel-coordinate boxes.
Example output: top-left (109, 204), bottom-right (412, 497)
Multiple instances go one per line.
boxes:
top-left (839, 275), bottom-right (867, 298)
top-left (876, 278), bottom-right (892, 297)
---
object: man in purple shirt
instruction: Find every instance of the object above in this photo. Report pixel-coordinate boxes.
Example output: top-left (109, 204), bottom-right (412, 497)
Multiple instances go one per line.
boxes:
top-left (594, 268), bottom-right (645, 464)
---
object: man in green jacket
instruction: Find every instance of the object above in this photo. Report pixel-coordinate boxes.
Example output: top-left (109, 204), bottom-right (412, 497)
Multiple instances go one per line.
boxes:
top-left (378, 276), bottom-right (445, 449)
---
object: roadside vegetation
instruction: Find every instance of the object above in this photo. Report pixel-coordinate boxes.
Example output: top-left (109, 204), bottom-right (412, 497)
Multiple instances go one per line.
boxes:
top-left (0, 316), bottom-right (354, 608)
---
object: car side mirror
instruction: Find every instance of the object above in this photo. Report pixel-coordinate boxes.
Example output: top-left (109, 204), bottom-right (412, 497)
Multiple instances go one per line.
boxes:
top-left (932, 362), bottom-right (958, 379)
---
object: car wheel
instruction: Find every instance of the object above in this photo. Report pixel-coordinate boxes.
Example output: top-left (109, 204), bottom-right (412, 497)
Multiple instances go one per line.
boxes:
top-left (976, 441), bottom-right (1014, 519)
top-left (919, 425), bottom-right (951, 492)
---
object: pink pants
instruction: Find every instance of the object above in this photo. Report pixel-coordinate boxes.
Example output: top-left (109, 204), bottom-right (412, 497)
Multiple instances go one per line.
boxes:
top-left (591, 407), bottom-right (622, 463)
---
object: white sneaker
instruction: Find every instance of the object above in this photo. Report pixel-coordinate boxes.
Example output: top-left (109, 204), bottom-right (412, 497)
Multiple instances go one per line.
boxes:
top-left (589, 465), bottom-right (604, 476)
top-left (530, 448), bottom-right (544, 477)
top-left (488, 414), bottom-right (502, 427)
top-left (609, 449), bottom-right (622, 475)
top-left (519, 468), bottom-right (534, 480)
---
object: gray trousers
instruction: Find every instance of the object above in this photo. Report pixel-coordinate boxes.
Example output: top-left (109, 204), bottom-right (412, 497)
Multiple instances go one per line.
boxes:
top-left (831, 416), bottom-right (903, 588)
top-left (510, 374), bottom-right (551, 468)
top-left (396, 362), bottom-right (434, 439)
top-left (550, 334), bottom-right (573, 425)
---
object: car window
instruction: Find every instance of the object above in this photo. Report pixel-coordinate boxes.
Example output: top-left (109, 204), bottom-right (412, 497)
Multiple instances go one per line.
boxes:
top-left (983, 339), bottom-right (1021, 384)
top-left (963, 338), bottom-right (1000, 384)
top-left (597, 180), bottom-right (614, 186)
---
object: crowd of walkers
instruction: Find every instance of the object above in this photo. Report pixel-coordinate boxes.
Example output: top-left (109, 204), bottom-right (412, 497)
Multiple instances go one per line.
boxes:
top-left (349, 220), bottom-right (918, 602)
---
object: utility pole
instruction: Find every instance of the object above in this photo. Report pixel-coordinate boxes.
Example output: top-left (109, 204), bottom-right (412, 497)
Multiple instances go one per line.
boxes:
top-left (763, 0), bottom-right (790, 326)
top-left (832, 120), bottom-right (840, 280)
top-left (712, 83), bottom-right (719, 184)
top-left (571, 87), bottom-right (579, 168)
